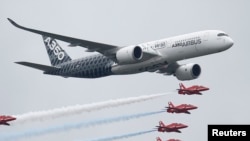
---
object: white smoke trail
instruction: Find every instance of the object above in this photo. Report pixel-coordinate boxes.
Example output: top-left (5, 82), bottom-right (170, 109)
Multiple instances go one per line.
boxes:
top-left (82, 130), bottom-right (156, 141)
top-left (12, 92), bottom-right (173, 124)
top-left (0, 111), bottom-right (163, 141)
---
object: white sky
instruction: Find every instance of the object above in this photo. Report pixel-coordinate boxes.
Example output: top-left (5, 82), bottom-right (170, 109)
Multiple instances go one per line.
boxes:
top-left (1, 0), bottom-right (250, 141)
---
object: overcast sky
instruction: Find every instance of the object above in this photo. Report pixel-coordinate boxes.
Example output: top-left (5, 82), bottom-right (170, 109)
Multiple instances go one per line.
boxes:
top-left (1, 0), bottom-right (250, 141)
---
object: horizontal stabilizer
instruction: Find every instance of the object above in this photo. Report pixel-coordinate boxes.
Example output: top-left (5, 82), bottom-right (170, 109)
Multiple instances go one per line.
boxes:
top-left (3, 122), bottom-right (10, 126)
top-left (15, 62), bottom-right (60, 71)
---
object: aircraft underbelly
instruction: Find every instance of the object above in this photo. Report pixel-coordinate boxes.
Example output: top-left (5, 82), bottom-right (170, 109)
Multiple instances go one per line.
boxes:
top-left (162, 45), bottom-right (198, 62)
top-left (111, 57), bottom-right (168, 74)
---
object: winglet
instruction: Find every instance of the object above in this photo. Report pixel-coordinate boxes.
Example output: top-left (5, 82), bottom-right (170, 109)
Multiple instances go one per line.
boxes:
top-left (7, 18), bottom-right (20, 28)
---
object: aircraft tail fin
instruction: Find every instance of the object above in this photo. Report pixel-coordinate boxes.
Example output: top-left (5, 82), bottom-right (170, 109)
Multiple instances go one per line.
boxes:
top-left (159, 121), bottom-right (165, 127)
top-left (15, 61), bottom-right (60, 71)
top-left (179, 83), bottom-right (186, 90)
top-left (156, 137), bottom-right (162, 141)
top-left (168, 101), bottom-right (174, 108)
top-left (42, 36), bottom-right (72, 66)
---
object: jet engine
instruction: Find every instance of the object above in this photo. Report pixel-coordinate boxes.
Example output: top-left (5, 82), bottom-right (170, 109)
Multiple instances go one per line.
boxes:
top-left (174, 63), bottom-right (201, 80)
top-left (116, 46), bottom-right (143, 64)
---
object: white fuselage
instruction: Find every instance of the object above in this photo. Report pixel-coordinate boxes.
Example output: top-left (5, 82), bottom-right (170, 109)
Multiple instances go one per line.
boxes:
top-left (112, 30), bottom-right (233, 74)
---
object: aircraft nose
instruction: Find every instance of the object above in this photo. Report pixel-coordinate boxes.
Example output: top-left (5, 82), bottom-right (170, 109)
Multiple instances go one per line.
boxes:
top-left (226, 37), bottom-right (234, 48)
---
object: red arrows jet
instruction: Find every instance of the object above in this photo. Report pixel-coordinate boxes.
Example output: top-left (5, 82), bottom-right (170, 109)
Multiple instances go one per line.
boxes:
top-left (0, 115), bottom-right (16, 126)
top-left (177, 83), bottom-right (209, 95)
top-left (166, 101), bottom-right (198, 114)
top-left (156, 137), bottom-right (181, 141)
top-left (156, 121), bottom-right (188, 133)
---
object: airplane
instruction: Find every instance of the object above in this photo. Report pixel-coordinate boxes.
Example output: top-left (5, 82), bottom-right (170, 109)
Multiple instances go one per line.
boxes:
top-left (177, 83), bottom-right (209, 95)
top-left (156, 137), bottom-right (181, 141)
top-left (8, 18), bottom-right (234, 80)
top-left (0, 115), bottom-right (16, 126)
top-left (166, 101), bottom-right (197, 114)
top-left (156, 121), bottom-right (188, 133)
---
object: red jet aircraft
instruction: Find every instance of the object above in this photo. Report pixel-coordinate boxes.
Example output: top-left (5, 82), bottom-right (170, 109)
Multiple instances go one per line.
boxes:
top-left (166, 101), bottom-right (198, 114)
top-left (156, 121), bottom-right (188, 133)
top-left (156, 137), bottom-right (181, 141)
top-left (177, 83), bottom-right (209, 95)
top-left (0, 115), bottom-right (16, 126)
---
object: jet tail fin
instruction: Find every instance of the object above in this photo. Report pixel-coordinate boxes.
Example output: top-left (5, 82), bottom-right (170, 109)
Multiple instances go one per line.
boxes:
top-left (159, 121), bottom-right (165, 127)
top-left (15, 62), bottom-right (60, 71)
top-left (179, 83), bottom-right (186, 90)
top-left (42, 36), bottom-right (72, 66)
top-left (156, 137), bottom-right (162, 141)
top-left (168, 101), bottom-right (174, 108)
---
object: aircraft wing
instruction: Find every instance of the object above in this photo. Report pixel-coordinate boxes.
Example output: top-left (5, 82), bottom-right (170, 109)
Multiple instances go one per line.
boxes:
top-left (3, 122), bottom-right (10, 126)
top-left (7, 18), bottom-right (120, 57)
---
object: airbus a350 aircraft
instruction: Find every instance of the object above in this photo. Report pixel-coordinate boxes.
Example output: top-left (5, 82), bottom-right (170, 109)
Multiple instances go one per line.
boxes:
top-left (8, 18), bottom-right (234, 80)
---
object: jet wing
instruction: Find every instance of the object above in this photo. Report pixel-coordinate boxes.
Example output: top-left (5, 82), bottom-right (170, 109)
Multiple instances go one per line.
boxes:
top-left (3, 122), bottom-right (10, 126)
top-left (8, 18), bottom-right (119, 57)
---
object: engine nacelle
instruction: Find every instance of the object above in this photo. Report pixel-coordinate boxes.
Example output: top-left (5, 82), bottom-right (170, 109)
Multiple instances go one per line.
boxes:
top-left (116, 46), bottom-right (143, 64)
top-left (175, 63), bottom-right (201, 81)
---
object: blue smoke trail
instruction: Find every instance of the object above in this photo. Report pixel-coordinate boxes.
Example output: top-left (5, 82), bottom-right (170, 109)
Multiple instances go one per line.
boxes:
top-left (82, 129), bottom-right (156, 141)
top-left (0, 111), bottom-right (164, 141)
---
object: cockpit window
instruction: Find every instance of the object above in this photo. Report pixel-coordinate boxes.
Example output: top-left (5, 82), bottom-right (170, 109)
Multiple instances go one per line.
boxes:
top-left (217, 33), bottom-right (228, 37)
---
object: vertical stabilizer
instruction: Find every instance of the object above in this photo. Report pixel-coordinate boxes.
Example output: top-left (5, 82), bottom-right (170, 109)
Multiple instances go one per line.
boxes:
top-left (179, 83), bottom-right (186, 90)
top-left (42, 36), bottom-right (71, 66)
top-left (168, 102), bottom-right (174, 108)
top-left (159, 121), bottom-right (165, 127)
top-left (156, 137), bottom-right (162, 141)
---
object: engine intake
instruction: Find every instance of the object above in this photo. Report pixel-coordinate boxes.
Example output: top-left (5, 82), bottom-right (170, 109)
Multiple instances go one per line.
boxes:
top-left (116, 46), bottom-right (143, 64)
top-left (175, 63), bottom-right (201, 80)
